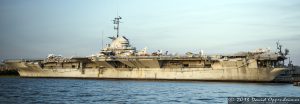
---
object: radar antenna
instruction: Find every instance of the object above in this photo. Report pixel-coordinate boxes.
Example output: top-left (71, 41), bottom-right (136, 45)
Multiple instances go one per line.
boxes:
top-left (276, 40), bottom-right (283, 56)
top-left (113, 16), bottom-right (122, 37)
top-left (276, 40), bottom-right (289, 57)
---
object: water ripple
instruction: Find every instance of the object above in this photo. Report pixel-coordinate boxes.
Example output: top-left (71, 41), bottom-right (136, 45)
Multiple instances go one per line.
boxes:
top-left (0, 78), bottom-right (299, 104)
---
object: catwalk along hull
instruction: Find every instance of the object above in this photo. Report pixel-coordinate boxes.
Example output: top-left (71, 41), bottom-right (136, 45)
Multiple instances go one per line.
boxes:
top-left (6, 61), bottom-right (285, 82)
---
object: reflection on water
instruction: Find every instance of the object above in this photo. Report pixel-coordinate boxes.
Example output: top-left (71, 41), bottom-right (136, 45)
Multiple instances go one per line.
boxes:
top-left (0, 78), bottom-right (299, 104)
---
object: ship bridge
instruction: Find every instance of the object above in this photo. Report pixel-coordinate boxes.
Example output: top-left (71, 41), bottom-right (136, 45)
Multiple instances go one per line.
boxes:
top-left (99, 16), bottom-right (136, 56)
top-left (101, 36), bottom-right (136, 56)
top-left (109, 36), bottom-right (133, 50)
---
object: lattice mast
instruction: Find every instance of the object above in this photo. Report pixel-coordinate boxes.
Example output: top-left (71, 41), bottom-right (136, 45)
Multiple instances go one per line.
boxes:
top-left (113, 16), bottom-right (122, 37)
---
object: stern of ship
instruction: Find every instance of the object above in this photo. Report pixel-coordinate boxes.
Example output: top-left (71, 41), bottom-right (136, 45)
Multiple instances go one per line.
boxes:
top-left (268, 68), bottom-right (288, 81)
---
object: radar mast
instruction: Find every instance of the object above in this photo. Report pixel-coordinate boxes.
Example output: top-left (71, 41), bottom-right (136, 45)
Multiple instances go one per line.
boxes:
top-left (113, 16), bottom-right (122, 37)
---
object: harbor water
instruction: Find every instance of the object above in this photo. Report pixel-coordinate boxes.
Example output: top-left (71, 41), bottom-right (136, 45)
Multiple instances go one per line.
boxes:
top-left (0, 77), bottom-right (299, 104)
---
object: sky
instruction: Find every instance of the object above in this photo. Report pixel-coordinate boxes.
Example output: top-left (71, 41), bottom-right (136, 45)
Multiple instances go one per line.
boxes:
top-left (0, 0), bottom-right (300, 65)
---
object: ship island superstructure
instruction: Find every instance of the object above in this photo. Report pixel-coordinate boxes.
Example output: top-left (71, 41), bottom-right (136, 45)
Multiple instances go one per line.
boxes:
top-left (5, 16), bottom-right (289, 82)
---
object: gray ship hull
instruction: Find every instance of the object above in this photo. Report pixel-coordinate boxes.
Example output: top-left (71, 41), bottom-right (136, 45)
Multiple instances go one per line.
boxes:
top-left (9, 62), bottom-right (285, 82)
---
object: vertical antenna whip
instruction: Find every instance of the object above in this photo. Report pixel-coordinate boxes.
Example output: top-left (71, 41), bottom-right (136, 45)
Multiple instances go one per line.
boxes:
top-left (101, 31), bottom-right (104, 49)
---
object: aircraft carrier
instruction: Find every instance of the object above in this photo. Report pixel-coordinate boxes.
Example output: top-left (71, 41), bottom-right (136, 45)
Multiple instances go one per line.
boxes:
top-left (4, 16), bottom-right (289, 82)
